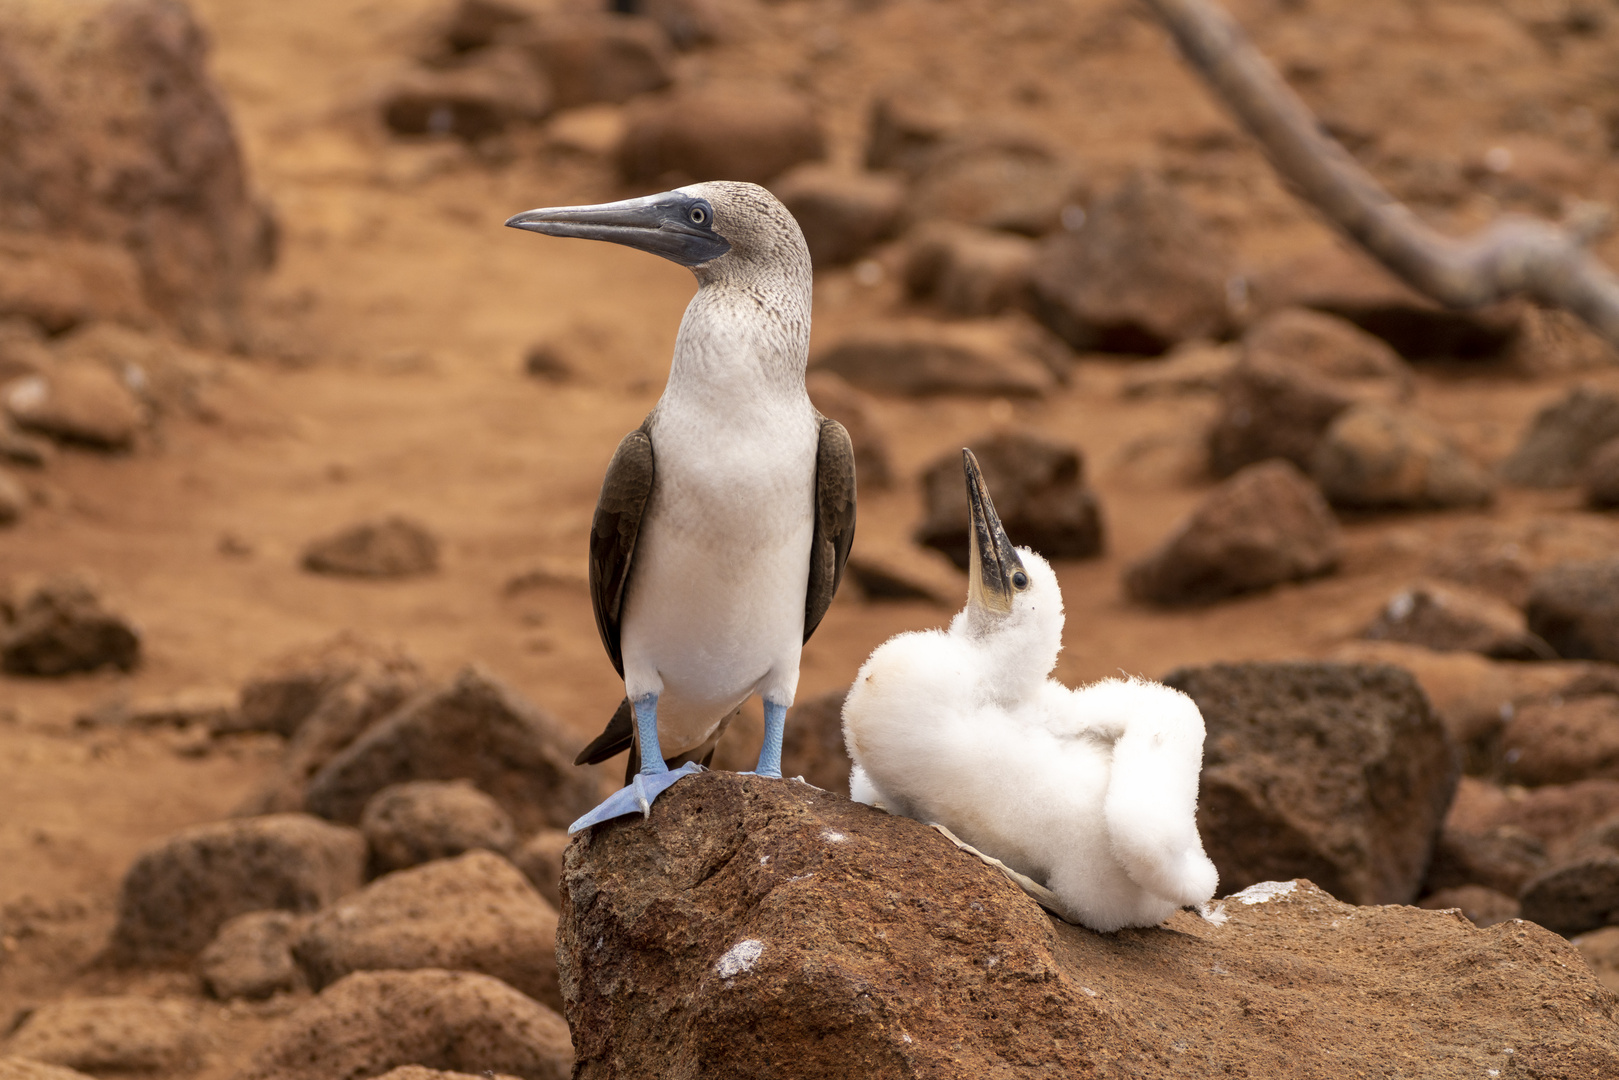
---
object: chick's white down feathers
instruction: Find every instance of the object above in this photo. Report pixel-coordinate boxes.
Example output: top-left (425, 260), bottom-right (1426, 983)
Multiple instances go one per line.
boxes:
top-left (842, 551), bottom-right (1218, 932)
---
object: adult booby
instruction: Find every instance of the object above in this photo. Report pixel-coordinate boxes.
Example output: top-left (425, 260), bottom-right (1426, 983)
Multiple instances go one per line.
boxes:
top-left (506, 182), bottom-right (856, 833)
top-left (842, 450), bottom-right (1216, 932)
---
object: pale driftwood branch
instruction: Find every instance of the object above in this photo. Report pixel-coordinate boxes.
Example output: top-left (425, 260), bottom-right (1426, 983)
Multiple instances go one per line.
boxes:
top-left (1140, 0), bottom-right (1619, 347)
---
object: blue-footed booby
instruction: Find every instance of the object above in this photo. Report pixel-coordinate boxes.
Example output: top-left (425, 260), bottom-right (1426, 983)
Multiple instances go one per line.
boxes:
top-left (506, 182), bottom-right (856, 833)
top-left (842, 450), bottom-right (1216, 932)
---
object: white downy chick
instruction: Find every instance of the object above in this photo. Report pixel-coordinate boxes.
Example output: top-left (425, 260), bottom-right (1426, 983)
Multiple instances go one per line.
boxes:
top-left (843, 449), bottom-right (1218, 932)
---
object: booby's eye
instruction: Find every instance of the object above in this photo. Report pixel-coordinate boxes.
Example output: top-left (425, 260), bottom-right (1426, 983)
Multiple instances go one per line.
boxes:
top-left (689, 206), bottom-right (707, 225)
top-left (1012, 571), bottom-right (1029, 589)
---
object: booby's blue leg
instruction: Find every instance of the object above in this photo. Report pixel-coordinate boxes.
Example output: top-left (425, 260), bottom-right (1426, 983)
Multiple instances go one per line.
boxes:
top-left (568, 693), bottom-right (703, 834)
top-left (743, 699), bottom-right (787, 779)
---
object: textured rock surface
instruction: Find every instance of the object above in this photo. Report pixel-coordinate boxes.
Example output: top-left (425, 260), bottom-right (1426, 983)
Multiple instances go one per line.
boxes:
top-left (913, 431), bottom-right (1103, 569)
top-left (1502, 693), bottom-right (1619, 786)
top-left (108, 813), bottom-right (365, 963)
top-left (771, 164), bottom-right (904, 268)
top-left (198, 909), bottom-right (305, 1001)
top-left (302, 516), bottom-right (441, 578)
top-left (233, 631), bottom-right (422, 738)
top-left (1527, 558), bottom-right (1619, 661)
top-left (1030, 170), bottom-right (1234, 354)
top-left (303, 666), bottom-right (597, 832)
top-left (231, 969), bottom-right (571, 1080)
top-left (1361, 580), bottom-right (1553, 660)
top-left (903, 222), bottom-right (1037, 318)
top-left (1427, 517), bottom-right (1619, 607)
top-left (294, 850), bottom-right (561, 1012)
top-left (0, 998), bottom-right (202, 1074)
top-left (1164, 662), bottom-right (1458, 905)
top-left (1124, 461), bottom-right (1341, 606)
top-left (0, 575), bottom-right (140, 676)
top-left (361, 779), bottom-right (517, 874)
top-left (1310, 404), bottom-right (1495, 509)
top-left (617, 88), bottom-right (824, 186)
top-left (1520, 853), bottom-right (1619, 937)
top-left (1243, 307), bottom-right (1412, 389)
top-left (1501, 385), bottom-right (1619, 488)
top-left (559, 772), bottom-right (1619, 1078)
top-left (1417, 884), bottom-right (1521, 928)
top-left (810, 317), bottom-right (1059, 398)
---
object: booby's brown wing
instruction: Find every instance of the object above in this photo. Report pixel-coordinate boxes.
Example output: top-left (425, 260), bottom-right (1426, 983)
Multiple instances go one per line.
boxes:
top-left (804, 416), bottom-right (857, 643)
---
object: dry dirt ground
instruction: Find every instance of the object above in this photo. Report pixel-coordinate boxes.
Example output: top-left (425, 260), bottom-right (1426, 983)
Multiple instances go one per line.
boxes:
top-left (4, 0), bottom-right (1619, 1070)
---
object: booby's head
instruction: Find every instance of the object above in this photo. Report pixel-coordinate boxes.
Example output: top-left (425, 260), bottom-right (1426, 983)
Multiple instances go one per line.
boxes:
top-left (953, 448), bottom-right (1065, 690)
top-left (505, 181), bottom-right (810, 288)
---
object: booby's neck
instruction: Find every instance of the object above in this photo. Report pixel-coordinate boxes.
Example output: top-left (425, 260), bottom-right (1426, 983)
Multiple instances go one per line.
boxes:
top-left (948, 552), bottom-right (1066, 708)
top-left (663, 259), bottom-right (813, 408)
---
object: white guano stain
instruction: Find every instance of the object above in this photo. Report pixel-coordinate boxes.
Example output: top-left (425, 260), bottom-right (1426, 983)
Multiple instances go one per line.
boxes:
top-left (1233, 880), bottom-right (1297, 905)
top-left (715, 939), bottom-right (765, 980)
top-left (821, 829), bottom-right (847, 843)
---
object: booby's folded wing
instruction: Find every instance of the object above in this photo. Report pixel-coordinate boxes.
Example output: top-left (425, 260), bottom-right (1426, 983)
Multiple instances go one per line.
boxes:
top-left (588, 417), bottom-right (655, 677)
top-left (804, 416), bottom-right (857, 643)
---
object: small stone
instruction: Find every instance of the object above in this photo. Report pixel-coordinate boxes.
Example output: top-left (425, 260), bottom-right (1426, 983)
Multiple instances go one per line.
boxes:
top-left (108, 813), bottom-right (366, 964)
top-left (1573, 925), bottom-right (1619, 993)
top-left (293, 851), bottom-right (561, 1012)
top-left (381, 47), bottom-right (551, 141)
top-left (521, 342), bottom-right (572, 382)
top-left (903, 223), bottom-right (1037, 318)
top-left (0, 574), bottom-right (140, 676)
top-left (1426, 821), bottom-right (1549, 898)
top-left (1311, 404), bottom-right (1496, 509)
top-left (361, 780), bottom-right (517, 875)
top-left (233, 632), bottom-right (421, 738)
top-left (1526, 558), bottom-right (1619, 661)
top-left (522, 13), bottom-right (672, 109)
top-left (1519, 853), bottom-right (1619, 936)
top-left (1125, 461), bottom-right (1341, 606)
top-left (3, 360), bottom-right (145, 450)
top-left (770, 164), bottom-right (905, 268)
top-left (198, 910), bottom-right (305, 1001)
top-left (907, 128), bottom-right (1083, 237)
top-left (863, 88), bottom-right (964, 175)
top-left (0, 1059), bottom-right (98, 1080)
top-left (1502, 694), bottom-right (1619, 786)
top-left (1362, 580), bottom-right (1552, 660)
top-left (0, 416), bottom-right (52, 467)
top-left (232, 969), bottom-right (572, 1080)
top-left (1501, 385), bottom-right (1619, 488)
top-left (1417, 884), bottom-right (1521, 927)
top-left (1, 998), bottom-right (202, 1074)
top-left (437, 0), bottom-right (536, 54)
top-left (302, 516), bottom-right (440, 579)
top-left (804, 372), bottom-right (892, 490)
top-left (617, 88), bottom-right (825, 186)
top-left (914, 432), bottom-right (1103, 570)
top-left (510, 829), bottom-right (570, 912)
top-left (1585, 437), bottom-right (1619, 509)
top-left (302, 666), bottom-right (599, 833)
top-left (1030, 170), bottom-right (1235, 354)
top-left (810, 318), bottom-right (1059, 398)
top-left (1118, 340), bottom-right (1236, 399)
top-left (629, 0), bottom-right (722, 50)
top-left (0, 466), bottom-right (24, 526)
top-left (844, 543), bottom-right (965, 606)
top-left (1243, 307), bottom-right (1413, 390)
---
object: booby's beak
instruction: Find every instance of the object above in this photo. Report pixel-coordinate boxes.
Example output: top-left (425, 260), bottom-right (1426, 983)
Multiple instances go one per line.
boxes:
top-left (505, 190), bottom-right (731, 268)
top-left (964, 448), bottom-right (1027, 617)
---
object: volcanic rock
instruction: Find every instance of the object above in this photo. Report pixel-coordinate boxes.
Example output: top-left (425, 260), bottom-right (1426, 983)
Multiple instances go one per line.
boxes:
top-left (1576, 925), bottom-right (1619, 993)
top-left (907, 128), bottom-right (1082, 237)
top-left (914, 432), bottom-right (1102, 569)
top-left (1124, 461), bottom-right (1341, 606)
top-left (1164, 661), bottom-right (1457, 905)
top-left (522, 13), bottom-right (672, 109)
top-left (1416, 884), bottom-right (1521, 927)
top-left (1585, 436), bottom-right (1619, 508)
top-left (1030, 170), bottom-right (1234, 354)
top-left (231, 969), bottom-right (571, 1080)
top-left (1502, 693), bottom-right (1619, 786)
top-left (3, 361), bottom-right (145, 451)
top-left (1426, 819), bottom-right (1549, 897)
top-left (0, 1059), bottom-right (97, 1080)
top-left (1501, 385), bottom-right (1619, 488)
top-left (0, 574), bottom-right (140, 677)
top-left (0, 467), bottom-right (24, 525)
top-left (0, 998), bottom-right (202, 1074)
top-left (1431, 777), bottom-right (1619, 896)
top-left (302, 665), bottom-right (597, 833)
top-left (108, 813), bottom-right (365, 963)
top-left (558, 770), bottom-right (1619, 1077)
top-left (369, 1070), bottom-right (521, 1080)
top-left (842, 543), bottom-right (966, 606)
top-left (302, 515), bottom-right (441, 578)
top-left (1520, 853), bottom-right (1619, 936)
top-left (198, 910), bottom-right (305, 1001)
top-left (863, 88), bottom-right (964, 175)
top-left (1118, 340), bottom-right (1236, 399)
top-left (1311, 404), bottom-right (1496, 509)
top-left (1427, 517), bottom-right (1619, 607)
top-left (293, 851), bottom-right (561, 1012)
top-left (360, 779), bottom-right (517, 874)
top-left (511, 829), bottom-right (570, 912)
top-left (618, 88), bottom-right (824, 186)
top-left (810, 317), bottom-right (1058, 397)
top-left (382, 47), bottom-right (551, 140)
top-left (771, 164), bottom-right (905, 268)
top-left (0, 415), bottom-right (53, 467)
top-left (902, 222), bottom-right (1037, 317)
top-left (1244, 306), bottom-right (1413, 389)
top-left (1362, 580), bottom-right (1552, 660)
top-left (233, 632), bottom-right (423, 738)
top-left (1527, 558), bottom-right (1619, 661)
top-left (436, 0), bottom-right (538, 54)
top-left (804, 371), bottom-right (892, 489)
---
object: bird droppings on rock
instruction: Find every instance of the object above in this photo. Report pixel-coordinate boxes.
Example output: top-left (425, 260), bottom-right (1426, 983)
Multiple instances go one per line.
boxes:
top-left (230, 969), bottom-right (572, 1080)
top-left (1501, 384), bottom-right (1619, 488)
top-left (0, 574), bottom-right (140, 677)
top-left (1124, 460), bottom-right (1341, 606)
top-left (810, 317), bottom-right (1060, 398)
top-left (108, 813), bottom-right (366, 964)
top-left (0, 997), bottom-right (203, 1075)
top-left (293, 850), bottom-right (562, 1012)
top-left (616, 88), bottom-right (824, 186)
top-left (301, 665), bottom-right (598, 833)
top-left (1527, 558), bottom-right (1619, 662)
top-left (914, 431), bottom-right (1103, 569)
top-left (197, 909), bottom-right (305, 1001)
top-left (360, 779), bottom-right (517, 875)
top-left (558, 770), bottom-right (1619, 1077)
top-left (1310, 403), bottom-right (1496, 509)
top-left (1361, 579), bottom-right (1554, 660)
top-left (770, 163), bottom-right (905, 268)
top-left (301, 515), bottom-right (441, 579)
top-left (1164, 661), bottom-right (1457, 905)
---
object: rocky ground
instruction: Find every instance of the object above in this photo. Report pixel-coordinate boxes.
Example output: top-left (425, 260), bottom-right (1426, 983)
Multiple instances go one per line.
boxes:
top-left (6, 0), bottom-right (1619, 1075)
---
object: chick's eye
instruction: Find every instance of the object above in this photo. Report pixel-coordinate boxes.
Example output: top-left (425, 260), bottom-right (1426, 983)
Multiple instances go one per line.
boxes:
top-left (1012, 571), bottom-right (1029, 589)
top-left (690, 206), bottom-right (707, 225)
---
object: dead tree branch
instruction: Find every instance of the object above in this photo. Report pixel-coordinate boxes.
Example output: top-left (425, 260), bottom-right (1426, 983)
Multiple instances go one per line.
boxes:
top-left (1139, 0), bottom-right (1619, 347)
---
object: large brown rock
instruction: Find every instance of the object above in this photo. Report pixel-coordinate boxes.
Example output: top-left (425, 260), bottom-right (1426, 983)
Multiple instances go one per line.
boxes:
top-left (1124, 460), bottom-right (1341, 606)
top-left (1520, 853), bottom-right (1619, 937)
top-left (294, 850), bottom-right (561, 1012)
top-left (913, 431), bottom-right (1103, 570)
top-left (902, 222), bottom-right (1037, 318)
top-left (617, 88), bottom-right (824, 186)
top-left (1527, 558), bottom-right (1619, 661)
top-left (1164, 662), bottom-right (1458, 905)
top-left (559, 771), bottom-right (1619, 1077)
top-left (381, 47), bottom-right (552, 140)
top-left (770, 164), bottom-right (905, 268)
top-left (302, 516), bottom-right (441, 579)
top-left (907, 128), bottom-right (1083, 237)
top-left (231, 969), bottom-right (571, 1080)
top-left (108, 813), bottom-right (366, 963)
top-left (1030, 171), bottom-right (1234, 354)
top-left (235, 632), bottom-right (423, 738)
top-left (1502, 693), bottom-right (1619, 787)
top-left (0, 574), bottom-right (140, 676)
top-left (197, 909), bottom-right (305, 1001)
top-left (0, 998), bottom-right (202, 1075)
top-left (1501, 385), bottom-right (1619, 488)
top-left (522, 13), bottom-right (672, 108)
top-left (1427, 517), bottom-right (1619, 607)
top-left (360, 779), bottom-right (517, 874)
top-left (862, 88), bottom-right (963, 175)
top-left (3, 360), bottom-right (145, 450)
top-left (1310, 404), bottom-right (1496, 510)
top-left (1361, 580), bottom-right (1554, 661)
top-left (810, 317), bottom-right (1059, 398)
top-left (0, 1059), bottom-right (98, 1080)
top-left (0, 0), bottom-right (270, 344)
top-left (302, 666), bottom-right (597, 834)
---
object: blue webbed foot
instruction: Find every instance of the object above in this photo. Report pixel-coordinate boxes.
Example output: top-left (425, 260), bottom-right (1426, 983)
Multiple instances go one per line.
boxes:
top-left (568, 761), bottom-right (704, 834)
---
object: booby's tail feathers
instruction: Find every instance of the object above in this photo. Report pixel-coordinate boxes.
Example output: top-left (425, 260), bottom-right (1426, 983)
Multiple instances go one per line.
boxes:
top-left (574, 697), bottom-right (635, 766)
top-left (1102, 683), bottom-right (1219, 907)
